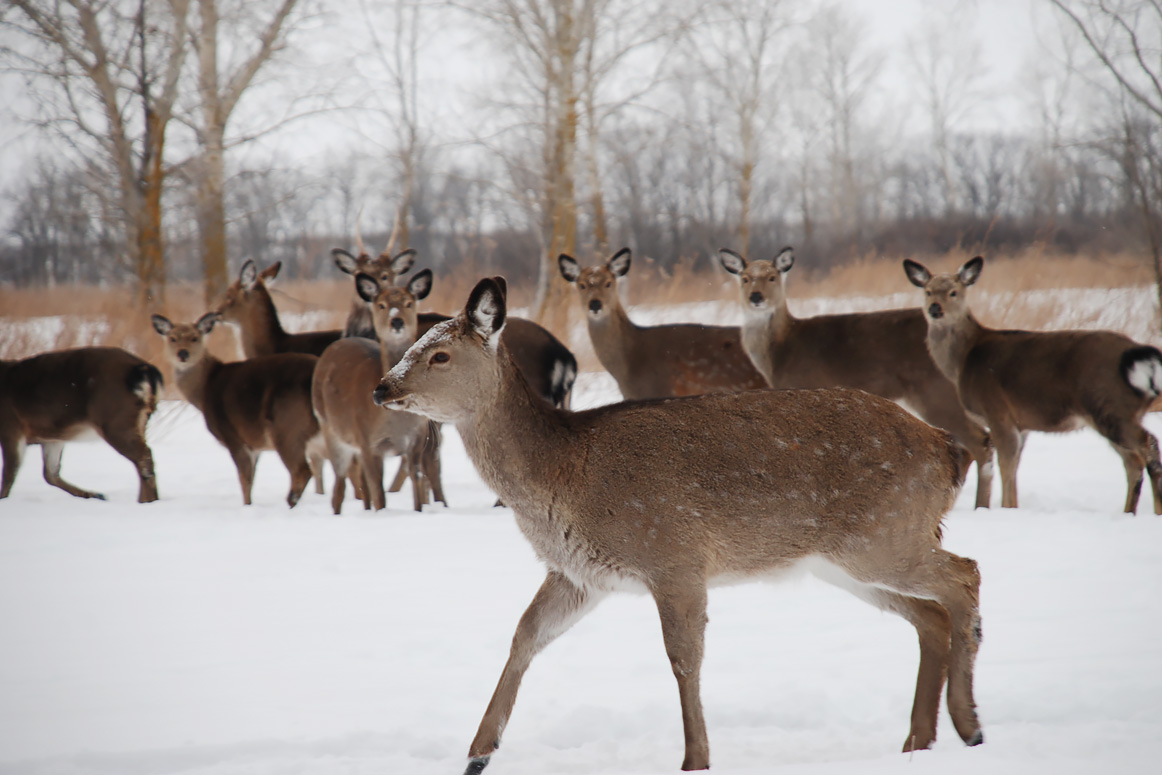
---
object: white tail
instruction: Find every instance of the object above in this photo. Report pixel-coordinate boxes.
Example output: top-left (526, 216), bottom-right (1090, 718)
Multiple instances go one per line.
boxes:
top-left (718, 246), bottom-right (995, 508)
top-left (373, 277), bottom-right (985, 773)
top-left (215, 260), bottom-right (341, 358)
top-left (151, 313), bottom-right (324, 507)
top-left (559, 248), bottom-right (765, 399)
top-left (312, 270), bottom-right (435, 514)
top-left (905, 255), bottom-right (1162, 513)
top-left (1, 347), bottom-right (162, 502)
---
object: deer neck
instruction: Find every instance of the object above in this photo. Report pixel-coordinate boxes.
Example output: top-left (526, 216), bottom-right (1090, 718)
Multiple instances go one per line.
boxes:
top-left (739, 303), bottom-right (794, 385)
top-left (585, 299), bottom-right (639, 385)
top-left (172, 354), bottom-right (222, 413)
top-left (925, 312), bottom-right (984, 386)
top-left (238, 288), bottom-right (287, 357)
top-left (378, 331), bottom-right (414, 372)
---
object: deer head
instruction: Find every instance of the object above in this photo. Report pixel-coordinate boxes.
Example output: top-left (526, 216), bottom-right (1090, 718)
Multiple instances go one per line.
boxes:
top-left (558, 248), bottom-right (631, 320)
top-left (717, 246), bottom-right (794, 316)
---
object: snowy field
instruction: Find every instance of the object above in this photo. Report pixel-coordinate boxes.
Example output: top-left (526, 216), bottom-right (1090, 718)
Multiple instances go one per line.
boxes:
top-left (2, 364), bottom-right (1162, 775)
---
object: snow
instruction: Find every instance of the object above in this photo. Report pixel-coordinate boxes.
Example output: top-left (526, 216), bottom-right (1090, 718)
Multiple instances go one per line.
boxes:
top-left (3, 370), bottom-right (1162, 775)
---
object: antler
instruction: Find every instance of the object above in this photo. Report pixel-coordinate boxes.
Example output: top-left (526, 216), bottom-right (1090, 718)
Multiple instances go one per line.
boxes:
top-left (382, 206), bottom-right (402, 257)
top-left (354, 206), bottom-right (367, 258)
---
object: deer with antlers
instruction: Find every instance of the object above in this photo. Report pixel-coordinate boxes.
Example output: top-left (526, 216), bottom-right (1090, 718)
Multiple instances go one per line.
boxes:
top-left (372, 276), bottom-right (985, 773)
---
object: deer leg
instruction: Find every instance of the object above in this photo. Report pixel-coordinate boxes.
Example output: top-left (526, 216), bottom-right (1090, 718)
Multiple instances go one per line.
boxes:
top-left (272, 432), bottom-right (312, 509)
top-left (308, 446), bottom-right (327, 495)
top-left (466, 571), bottom-right (601, 774)
top-left (911, 394), bottom-right (994, 509)
top-left (991, 423), bottom-right (1023, 509)
top-left (654, 582), bottom-right (711, 771)
top-left (1144, 433), bottom-right (1162, 515)
top-left (360, 450), bottom-right (386, 510)
top-left (1106, 422), bottom-right (1161, 515)
top-left (387, 459), bottom-right (408, 493)
top-left (100, 423), bottom-right (159, 503)
top-left (1, 433), bottom-right (27, 498)
top-left (423, 421), bottom-right (447, 506)
top-left (40, 441), bottom-right (105, 500)
top-left (1113, 445), bottom-right (1145, 514)
top-left (228, 445), bottom-right (258, 506)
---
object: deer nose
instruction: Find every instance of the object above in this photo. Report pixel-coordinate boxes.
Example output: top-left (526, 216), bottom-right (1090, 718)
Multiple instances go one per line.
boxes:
top-left (749, 291), bottom-right (764, 306)
top-left (372, 383), bottom-right (389, 406)
top-left (588, 299), bottom-right (603, 313)
top-left (390, 317), bottom-right (405, 332)
top-left (928, 303), bottom-right (944, 319)
top-left (177, 349), bottom-right (189, 362)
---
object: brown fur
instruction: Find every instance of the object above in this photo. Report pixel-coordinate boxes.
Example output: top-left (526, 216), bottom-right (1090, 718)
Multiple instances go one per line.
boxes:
top-left (374, 277), bottom-right (985, 774)
top-left (216, 260), bottom-right (340, 358)
top-left (905, 256), bottom-right (1162, 513)
top-left (152, 313), bottom-right (323, 508)
top-left (560, 249), bottom-right (766, 400)
top-left (719, 247), bottom-right (994, 508)
top-left (0, 347), bottom-right (162, 502)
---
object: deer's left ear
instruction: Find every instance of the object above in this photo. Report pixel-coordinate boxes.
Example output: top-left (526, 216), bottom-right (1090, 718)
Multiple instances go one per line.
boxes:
top-left (391, 248), bottom-right (417, 277)
top-left (239, 260), bottom-right (257, 290)
top-left (466, 276), bottom-right (507, 347)
top-left (959, 256), bottom-right (984, 286)
top-left (195, 312), bottom-right (219, 335)
top-left (407, 268), bottom-right (433, 301)
top-left (608, 247), bottom-right (631, 277)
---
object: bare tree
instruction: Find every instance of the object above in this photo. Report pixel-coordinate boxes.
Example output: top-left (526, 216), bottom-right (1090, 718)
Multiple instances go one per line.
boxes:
top-left (6, 0), bottom-right (191, 304)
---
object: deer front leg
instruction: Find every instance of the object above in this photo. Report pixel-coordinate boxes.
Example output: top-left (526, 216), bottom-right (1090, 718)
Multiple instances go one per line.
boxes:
top-left (991, 423), bottom-right (1023, 509)
top-left (466, 571), bottom-right (601, 775)
top-left (654, 582), bottom-right (711, 771)
top-left (1, 434), bottom-right (27, 498)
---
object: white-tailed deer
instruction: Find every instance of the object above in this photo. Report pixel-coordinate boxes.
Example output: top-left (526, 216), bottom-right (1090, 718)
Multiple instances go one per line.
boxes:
top-left (718, 246), bottom-right (995, 509)
top-left (373, 277), bottom-right (984, 773)
top-left (904, 255), bottom-right (1162, 513)
top-left (336, 244), bottom-right (578, 408)
top-left (312, 269), bottom-right (436, 514)
top-left (559, 248), bottom-right (766, 399)
top-left (216, 260), bottom-right (341, 358)
top-left (1, 347), bottom-right (162, 503)
top-left (151, 313), bottom-right (325, 507)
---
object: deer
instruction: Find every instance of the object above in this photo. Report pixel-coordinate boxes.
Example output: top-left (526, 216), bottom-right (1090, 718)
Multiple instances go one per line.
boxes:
top-left (904, 255), bottom-right (1162, 513)
top-left (717, 246), bottom-right (995, 509)
top-left (559, 248), bottom-right (766, 400)
top-left (215, 259), bottom-right (341, 358)
top-left (372, 276), bottom-right (985, 774)
top-left (1, 347), bottom-right (162, 503)
top-left (312, 269), bottom-right (436, 514)
top-left (151, 313), bottom-right (325, 508)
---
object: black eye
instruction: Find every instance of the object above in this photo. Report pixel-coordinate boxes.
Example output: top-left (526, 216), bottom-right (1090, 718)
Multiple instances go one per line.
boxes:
top-left (577, 283), bottom-right (586, 290)
top-left (605, 282), bottom-right (611, 288)
top-left (950, 291), bottom-right (958, 297)
top-left (405, 301), bottom-right (412, 308)
top-left (378, 303), bottom-right (386, 310)
top-left (741, 277), bottom-right (750, 284)
top-left (430, 352), bottom-right (450, 365)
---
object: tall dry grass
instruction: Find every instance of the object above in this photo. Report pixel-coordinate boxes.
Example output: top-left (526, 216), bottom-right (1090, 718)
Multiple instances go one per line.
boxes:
top-left (2, 247), bottom-right (1158, 386)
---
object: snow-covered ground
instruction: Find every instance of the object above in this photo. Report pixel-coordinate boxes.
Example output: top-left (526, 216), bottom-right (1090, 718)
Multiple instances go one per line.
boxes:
top-left (2, 365), bottom-right (1161, 775)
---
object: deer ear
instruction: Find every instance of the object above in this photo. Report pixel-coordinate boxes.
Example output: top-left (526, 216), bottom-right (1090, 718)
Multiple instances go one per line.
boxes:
top-left (332, 248), bottom-right (359, 275)
top-left (151, 314), bottom-right (173, 336)
top-left (466, 277), bottom-right (507, 345)
top-left (774, 246), bottom-right (795, 273)
top-left (558, 254), bottom-right (580, 282)
top-left (903, 259), bottom-right (931, 288)
top-left (195, 312), bottom-right (219, 334)
top-left (391, 248), bottom-right (417, 276)
top-left (608, 247), bottom-right (631, 277)
top-left (717, 248), bottom-right (746, 275)
top-left (960, 256), bottom-right (984, 286)
top-left (239, 260), bottom-right (257, 289)
top-left (355, 273), bottom-right (380, 303)
top-left (408, 268), bottom-right (433, 301)
top-left (260, 261), bottom-right (282, 283)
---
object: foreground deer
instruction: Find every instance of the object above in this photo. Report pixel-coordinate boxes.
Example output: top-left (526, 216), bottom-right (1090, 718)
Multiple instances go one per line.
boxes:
top-left (373, 277), bottom-right (984, 773)
top-left (152, 313), bottom-right (325, 507)
top-left (905, 255), bottom-right (1162, 513)
top-left (559, 248), bottom-right (766, 399)
top-left (313, 270), bottom-right (435, 514)
top-left (1, 347), bottom-right (162, 502)
top-left (718, 247), bottom-right (995, 508)
top-left (216, 260), bottom-right (341, 358)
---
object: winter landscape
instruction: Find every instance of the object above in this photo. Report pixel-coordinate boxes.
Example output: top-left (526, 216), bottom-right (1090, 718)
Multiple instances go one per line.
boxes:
top-left (3, 290), bottom-right (1162, 775)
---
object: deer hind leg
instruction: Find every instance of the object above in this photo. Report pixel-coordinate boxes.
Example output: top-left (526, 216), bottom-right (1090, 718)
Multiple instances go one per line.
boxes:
top-left (654, 582), bottom-right (711, 771)
top-left (422, 421), bottom-right (446, 506)
top-left (100, 420), bottom-right (159, 503)
top-left (272, 433), bottom-right (312, 509)
top-left (991, 423), bottom-right (1024, 509)
top-left (911, 395), bottom-right (994, 509)
top-left (1, 433), bottom-right (27, 498)
top-left (228, 445), bottom-right (258, 505)
top-left (40, 441), bottom-right (105, 500)
top-left (359, 449), bottom-right (386, 510)
top-left (1110, 424), bottom-right (1162, 515)
top-left (467, 571), bottom-right (602, 774)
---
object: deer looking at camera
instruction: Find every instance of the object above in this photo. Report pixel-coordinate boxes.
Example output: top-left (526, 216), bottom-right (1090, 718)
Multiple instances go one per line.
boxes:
top-left (373, 276), bottom-right (985, 774)
top-left (559, 248), bottom-right (766, 399)
top-left (905, 255), bottom-right (1162, 513)
top-left (717, 246), bottom-right (995, 509)
top-left (152, 313), bottom-right (325, 508)
top-left (1, 347), bottom-right (162, 503)
top-left (312, 269), bottom-right (435, 514)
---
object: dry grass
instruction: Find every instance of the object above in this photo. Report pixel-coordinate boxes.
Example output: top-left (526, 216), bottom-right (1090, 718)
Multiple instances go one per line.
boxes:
top-left (2, 248), bottom-right (1158, 375)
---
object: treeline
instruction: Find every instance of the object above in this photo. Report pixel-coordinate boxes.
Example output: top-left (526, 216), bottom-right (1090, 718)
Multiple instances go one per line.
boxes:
top-left (1, 1), bottom-right (1160, 309)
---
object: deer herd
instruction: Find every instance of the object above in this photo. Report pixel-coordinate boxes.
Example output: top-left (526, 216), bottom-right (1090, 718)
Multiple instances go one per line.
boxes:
top-left (3, 239), bottom-right (1161, 773)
